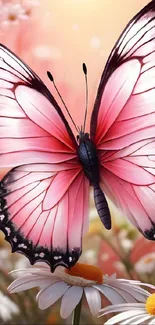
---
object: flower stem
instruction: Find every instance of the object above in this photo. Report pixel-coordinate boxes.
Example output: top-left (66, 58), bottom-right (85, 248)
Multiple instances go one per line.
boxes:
top-left (72, 297), bottom-right (82, 325)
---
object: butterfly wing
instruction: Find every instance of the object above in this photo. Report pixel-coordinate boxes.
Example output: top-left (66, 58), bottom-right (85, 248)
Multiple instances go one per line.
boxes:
top-left (0, 165), bottom-right (89, 272)
top-left (0, 44), bottom-right (89, 270)
top-left (0, 44), bottom-right (77, 167)
top-left (91, 0), bottom-right (155, 239)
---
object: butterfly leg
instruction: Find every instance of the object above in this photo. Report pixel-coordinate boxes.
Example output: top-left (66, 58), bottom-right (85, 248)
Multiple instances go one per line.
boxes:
top-left (94, 185), bottom-right (111, 230)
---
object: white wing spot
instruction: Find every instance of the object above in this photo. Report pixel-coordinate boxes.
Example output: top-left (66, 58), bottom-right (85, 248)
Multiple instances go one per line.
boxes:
top-left (13, 237), bottom-right (17, 242)
top-left (5, 227), bottom-right (11, 236)
top-left (39, 252), bottom-right (45, 258)
top-left (69, 257), bottom-right (72, 262)
top-left (18, 243), bottom-right (27, 249)
top-left (0, 215), bottom-right (5, 221)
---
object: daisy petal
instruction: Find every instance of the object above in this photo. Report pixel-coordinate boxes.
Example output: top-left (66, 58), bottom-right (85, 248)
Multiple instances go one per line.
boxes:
top-left (60, 286), bottom-right (83, 319)
top-left (114, 281), bottom-right (150, 296)
top-left (120, 313), bottom-right (150, 324)
top-left (106, 274), bottom-right (117, 280)
top-left (140, 283), bottom-right (155, 290)
top-left (37, 282), bottom-right (69, 310)
top-left (105, 280), bottom-right (149, 301)
top-left (115, 284), bottom-right (149, 301)
top-left (9, 268), bottom-right (35, 274)
top-left (95, 284), bottom-right (126, 304)
top-left (104, 310), bottom-right (146, 325)
top-left (100, 303), bottom-right (144, 316)
top-left (116, 279), bottom-right (142, 285)
top-left (149, 318), bottom-right (155, 324)
top-left (8, 275), bottom-right (55, 293)
top-left (10, 268), bottom-right (52, 276)
top-left (113, 288), bottom-right (137, 303)
top-left (111, 279), bottom-right (155, 293)
top-left (84, 287), bottom-right (101, 316)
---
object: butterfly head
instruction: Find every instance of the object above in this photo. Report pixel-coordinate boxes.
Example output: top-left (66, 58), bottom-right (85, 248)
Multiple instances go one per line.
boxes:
top-left (77, 131), bottom-right (90, 144)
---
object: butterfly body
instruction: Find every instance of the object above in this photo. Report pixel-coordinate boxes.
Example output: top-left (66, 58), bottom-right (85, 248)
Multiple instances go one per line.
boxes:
top-left (77, 132), bottom-right (99, 185)
top-left (77, 131), bottom-right (111, 230)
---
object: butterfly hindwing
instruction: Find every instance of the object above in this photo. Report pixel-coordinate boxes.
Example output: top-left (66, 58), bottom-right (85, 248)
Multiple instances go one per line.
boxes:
top-left (91, 0), bottom-right (155, 239)
top-left (0, 164), bottom-right (89, 271)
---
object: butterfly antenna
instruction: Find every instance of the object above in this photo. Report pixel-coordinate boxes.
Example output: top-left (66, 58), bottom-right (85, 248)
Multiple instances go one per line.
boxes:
top-left (83, 63), bottom-right (88, 132)
top-left (47, 71), bottom-right (79, 133)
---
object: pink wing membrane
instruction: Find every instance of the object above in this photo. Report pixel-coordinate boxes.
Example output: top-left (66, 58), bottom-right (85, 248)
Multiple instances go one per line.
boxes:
top-left (0, 45), bottom-right (76, 168)
top-left (0, 44), bottom-right (89, 270)
top-left (95, 59), bottom-right (141, 144)
top-left (94, 3), bottom-right (155, 239)
top-left (0, 164), bottom-right (89, 271)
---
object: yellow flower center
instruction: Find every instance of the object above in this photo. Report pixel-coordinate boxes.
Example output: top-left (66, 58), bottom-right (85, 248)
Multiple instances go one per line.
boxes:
top-left (65, 262), bottom-right (103, 284)
top-left (146, 294), bottom-right (155, 315)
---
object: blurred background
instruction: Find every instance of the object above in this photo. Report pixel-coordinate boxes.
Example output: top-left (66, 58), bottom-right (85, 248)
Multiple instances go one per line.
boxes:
top-left (0, 0), bottom-right (155, 324)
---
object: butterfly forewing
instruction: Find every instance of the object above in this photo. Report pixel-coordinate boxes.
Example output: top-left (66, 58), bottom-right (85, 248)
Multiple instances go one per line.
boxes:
top-left (91, 0), bottom-right (155, 240)
top-left (0, 44), bottom-right (89, 271)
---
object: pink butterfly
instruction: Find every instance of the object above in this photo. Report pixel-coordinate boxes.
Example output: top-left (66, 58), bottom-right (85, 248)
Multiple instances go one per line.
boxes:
top-left (0, 0), bottom-right (155, 272)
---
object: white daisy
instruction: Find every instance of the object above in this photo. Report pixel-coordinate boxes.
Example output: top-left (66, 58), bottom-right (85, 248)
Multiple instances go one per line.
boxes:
top-left (0, 0), bottom-right (39, 25)
top-left (0, 3), bottom-right (26, 25)
top-left (8, 262), bottom-right (154, 319)
top-left (100, 292), bottom-right (155, 324)
top-left (135, 252), bottom-right (155, 274)
top-left (0, 291), bottom-right (19, 321)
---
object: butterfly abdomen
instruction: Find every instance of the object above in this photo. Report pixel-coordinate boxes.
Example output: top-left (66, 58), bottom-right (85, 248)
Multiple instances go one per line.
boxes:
top-left (94, 186), bottom-right (111, 230)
